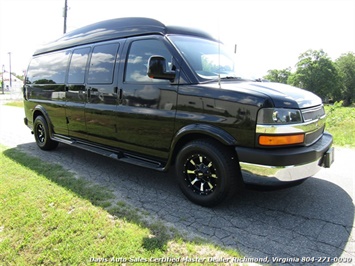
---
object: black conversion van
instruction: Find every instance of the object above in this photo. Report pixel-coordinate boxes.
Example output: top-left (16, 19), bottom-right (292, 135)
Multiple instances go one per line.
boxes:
top-left (23, 17), bottom-right (334, 206)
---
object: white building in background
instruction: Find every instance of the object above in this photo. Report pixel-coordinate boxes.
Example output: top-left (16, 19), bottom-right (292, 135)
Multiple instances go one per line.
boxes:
top-left (1, 72), bottom-right (23, 91)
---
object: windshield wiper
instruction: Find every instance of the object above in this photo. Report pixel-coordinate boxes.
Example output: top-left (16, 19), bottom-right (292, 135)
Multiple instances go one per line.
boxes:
top-left (220, 76), bottom-right (242, 80)
top-left (203, 76), bottom-right (243, 85)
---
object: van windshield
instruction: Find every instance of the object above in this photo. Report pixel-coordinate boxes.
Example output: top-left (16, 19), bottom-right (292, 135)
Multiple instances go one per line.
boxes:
top-left (169, 35), bottom-right (238, 81)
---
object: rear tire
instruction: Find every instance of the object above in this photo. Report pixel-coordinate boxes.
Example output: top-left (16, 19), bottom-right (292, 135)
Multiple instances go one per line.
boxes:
top-left (175, 139), bottom-right (241, 207)
top-left (33, 116), bottom-right (58, 150)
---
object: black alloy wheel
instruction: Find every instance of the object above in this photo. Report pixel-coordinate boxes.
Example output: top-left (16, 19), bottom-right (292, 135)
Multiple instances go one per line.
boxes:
top-left (184, 153), bottom-right (219, 196)
top-left (176, 139), bottom-right (241, 207)
top-left (33, 116), bottom-right (58, 150)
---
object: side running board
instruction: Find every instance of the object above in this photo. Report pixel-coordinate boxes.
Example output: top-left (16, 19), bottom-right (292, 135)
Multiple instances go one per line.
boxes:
top-left (51, 135), bottom-right (164, 171)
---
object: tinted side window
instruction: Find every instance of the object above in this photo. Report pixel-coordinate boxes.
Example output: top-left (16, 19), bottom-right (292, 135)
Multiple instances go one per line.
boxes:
top-left (68, 48), bottom-right (90, 84)
top-left (27, 51), bottom-right (70, 84)
top-left (125, 39), bottom-right (172, 83)
top-left (88, 43), bottom-right (119, 84)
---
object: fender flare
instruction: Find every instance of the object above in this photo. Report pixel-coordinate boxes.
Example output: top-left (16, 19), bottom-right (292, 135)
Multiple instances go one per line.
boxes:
top-left (32, 105), bottom-right (55, 137)
top-left (162, 124), bottom-right (237, 171)
top-left (173, 124), bottom-right (238, 146)
top-left (165, 124), bottom-right (238, 169)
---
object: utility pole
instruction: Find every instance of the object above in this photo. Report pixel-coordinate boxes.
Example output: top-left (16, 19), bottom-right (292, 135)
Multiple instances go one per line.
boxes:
top-left (8, 52), bottom-right (12, 88)
top-left (1, 65), bottom-right (4, 94)
top-left (63, 0), bottom-right (68, 34)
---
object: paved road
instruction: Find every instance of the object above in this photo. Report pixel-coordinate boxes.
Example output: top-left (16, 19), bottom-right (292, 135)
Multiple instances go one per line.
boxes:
top-left (0, 102), bottom-right (354, 265)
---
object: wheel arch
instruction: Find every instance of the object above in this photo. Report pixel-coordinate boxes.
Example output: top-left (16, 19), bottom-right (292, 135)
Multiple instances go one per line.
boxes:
top-left (167, 124), bottom-right (239, 168)
top-left (32, 105), bottom-right (54, 137)
top-left (174, 136), bottom-right (242, 206)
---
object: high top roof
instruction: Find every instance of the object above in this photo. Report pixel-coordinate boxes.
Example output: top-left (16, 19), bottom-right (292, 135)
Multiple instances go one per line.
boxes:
top-left (34, 17), bottom-right (217, 55)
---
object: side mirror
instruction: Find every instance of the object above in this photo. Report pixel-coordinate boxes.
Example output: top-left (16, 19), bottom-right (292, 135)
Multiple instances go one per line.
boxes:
top-left (147, 56), bottom-right (175, 81)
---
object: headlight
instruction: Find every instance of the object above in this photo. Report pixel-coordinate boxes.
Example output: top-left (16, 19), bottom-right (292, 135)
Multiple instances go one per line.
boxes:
top-left (257, 108), bottom-right (303, 124)
top-left (257, 108), bottom-right (304, 146)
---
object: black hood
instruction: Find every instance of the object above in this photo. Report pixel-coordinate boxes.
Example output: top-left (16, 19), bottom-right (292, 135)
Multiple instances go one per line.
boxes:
top-left (222, 81), bottom-right (322, 109)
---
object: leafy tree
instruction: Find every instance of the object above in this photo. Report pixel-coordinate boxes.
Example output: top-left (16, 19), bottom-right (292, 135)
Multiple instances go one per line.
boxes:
top-left (290, 49), bottom-right (340, 100)
top-left (263, 68), bottom-right (291, 84)
top-left (335, 52), bottom-right (355, 106)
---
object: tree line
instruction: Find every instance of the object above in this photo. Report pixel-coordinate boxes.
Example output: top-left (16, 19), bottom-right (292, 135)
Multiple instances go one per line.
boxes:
top-left (263, 50), bottom-right (355, 106)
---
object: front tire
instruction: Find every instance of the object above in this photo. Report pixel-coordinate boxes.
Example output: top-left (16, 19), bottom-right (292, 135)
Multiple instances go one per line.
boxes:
top-left (33, 116), bottom-right (58, 150)
top-left (175, 139), bottom-right (241, 207)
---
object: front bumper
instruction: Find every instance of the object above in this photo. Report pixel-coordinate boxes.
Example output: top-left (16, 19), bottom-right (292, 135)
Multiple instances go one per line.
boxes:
top-left (236, 132), bottom-right (334, 184)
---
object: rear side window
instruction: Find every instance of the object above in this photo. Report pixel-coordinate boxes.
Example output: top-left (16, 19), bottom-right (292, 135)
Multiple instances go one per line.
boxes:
top-left (88, 43), bottom-right (119, 84)
top-left (26, 51), bottom-right (70, 84)
top-left (68, 47), bottom-right (90, 84)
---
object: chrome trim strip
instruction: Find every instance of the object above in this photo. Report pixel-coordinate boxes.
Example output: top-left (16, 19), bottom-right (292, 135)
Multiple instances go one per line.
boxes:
top-left (256, 114), bottom-right (326, 134)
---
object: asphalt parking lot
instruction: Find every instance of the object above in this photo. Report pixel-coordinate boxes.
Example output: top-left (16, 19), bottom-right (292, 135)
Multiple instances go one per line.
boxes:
top-left (0, 101), bottom-right (354, 265)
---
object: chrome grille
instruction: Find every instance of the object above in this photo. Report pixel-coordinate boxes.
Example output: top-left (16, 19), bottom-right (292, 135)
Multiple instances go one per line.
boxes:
top-left (301, 105), bottom-right (325, 122)
top-left (301, 105), bottom-right (326, 145)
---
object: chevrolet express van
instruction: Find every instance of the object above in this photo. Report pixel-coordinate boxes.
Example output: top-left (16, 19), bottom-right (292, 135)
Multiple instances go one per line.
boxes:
top-left (23, 17), bottom-right (334, 206)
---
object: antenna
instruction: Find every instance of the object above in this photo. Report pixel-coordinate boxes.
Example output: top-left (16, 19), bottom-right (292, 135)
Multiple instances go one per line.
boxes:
top-left (217, 25), bottom-right (221, 88)
top-left (234, 44), bottom-right (237, 75)
top-left (63, 0), bottom-right (68, 34)
top-left (218, 40), bottom-right (221, 88)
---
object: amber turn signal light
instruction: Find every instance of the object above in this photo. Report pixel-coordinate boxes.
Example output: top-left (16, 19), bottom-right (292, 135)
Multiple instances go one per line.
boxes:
top-left (259, 134), bottom-right (305, 146)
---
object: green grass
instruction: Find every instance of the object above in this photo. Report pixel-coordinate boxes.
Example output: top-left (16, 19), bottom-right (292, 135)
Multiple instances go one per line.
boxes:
top-left (324, 102), bottom-right (355, 147)
top-left (0, 145), bottom-right (239, 265)
top-left (3, 101), bottom-right (24, 108)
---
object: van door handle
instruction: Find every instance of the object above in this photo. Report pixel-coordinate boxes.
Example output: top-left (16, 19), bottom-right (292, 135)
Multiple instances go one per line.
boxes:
top-left (118, 88), bottom-right (123, 104)
top-left (114, 87), bottom-right (122, 98)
